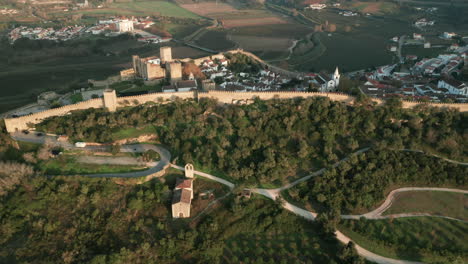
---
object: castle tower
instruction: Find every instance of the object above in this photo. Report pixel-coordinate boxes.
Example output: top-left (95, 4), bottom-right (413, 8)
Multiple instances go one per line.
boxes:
top-left (185, 163), bottom-right (194, 178)
top-left (168, 61), bottom-right (182, 83)
top-left (333, 67), bottom-right (340, 87)
top-left (103, 89), bottom-right (117, 112)
top-left (160, 46), bottom-right (172, 63)
top-left (201, 79), bottom-right (216, 91)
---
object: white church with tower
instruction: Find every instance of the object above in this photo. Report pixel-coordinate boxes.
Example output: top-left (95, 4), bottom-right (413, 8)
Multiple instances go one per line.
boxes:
top-left (310, 67), bottom-right (341, 92)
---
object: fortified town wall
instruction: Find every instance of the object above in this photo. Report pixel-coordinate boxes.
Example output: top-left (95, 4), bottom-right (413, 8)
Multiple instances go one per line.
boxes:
top-left (4, 90), bottom-right (468, 133)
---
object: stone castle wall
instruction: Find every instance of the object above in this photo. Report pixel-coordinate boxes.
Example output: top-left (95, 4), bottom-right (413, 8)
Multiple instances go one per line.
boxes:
top-left (4, 91), bottom-right (468, 134)
top-left (4, 98), bottom-right (104, 132)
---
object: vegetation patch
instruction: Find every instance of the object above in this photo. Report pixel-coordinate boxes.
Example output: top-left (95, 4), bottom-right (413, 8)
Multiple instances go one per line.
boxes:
top-left (340, 217), bottom-right (468, 263)
top-left (383, 191), bottom-right (468, 220)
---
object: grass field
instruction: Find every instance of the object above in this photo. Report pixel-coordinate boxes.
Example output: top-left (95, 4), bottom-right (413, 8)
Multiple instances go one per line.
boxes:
top-left (383, 191), bottom-right (468, 220)
top-left (340, 217), bottom-right (468, 263)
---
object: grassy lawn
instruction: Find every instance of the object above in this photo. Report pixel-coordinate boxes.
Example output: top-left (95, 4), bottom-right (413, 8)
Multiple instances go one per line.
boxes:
top-left (339, 217), bottom-right (468, 263)
top-left (40, 155), bottom-right (148, 175)
top-left (111, 125), bottom-right (157, 141)
top-left (383, 191), bottom-right (468, 220)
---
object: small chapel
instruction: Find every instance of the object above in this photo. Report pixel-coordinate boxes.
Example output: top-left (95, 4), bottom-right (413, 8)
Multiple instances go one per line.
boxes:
top-left (172, 164), bottom-right (194, 218)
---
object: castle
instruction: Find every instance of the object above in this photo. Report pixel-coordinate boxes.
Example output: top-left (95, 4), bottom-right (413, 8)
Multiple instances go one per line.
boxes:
top-left (122, 46), bottom-right (183, 83)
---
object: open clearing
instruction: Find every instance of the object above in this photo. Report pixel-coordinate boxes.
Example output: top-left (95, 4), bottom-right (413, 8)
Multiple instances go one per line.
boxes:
top-left (383, 191), bottom-right (468, 221)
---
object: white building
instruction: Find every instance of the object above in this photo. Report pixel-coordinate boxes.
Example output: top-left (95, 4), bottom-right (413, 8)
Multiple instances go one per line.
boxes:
top-left (438, 79), bottom-right (468, 96)
top-left (442, 32), bottom-right (456, 39)
top-left (308, 4), bottom-right (326, 10)
top-left (311, 67), bottom-right (340, 92)
top-left (117, 20), bottom-right (134, 33)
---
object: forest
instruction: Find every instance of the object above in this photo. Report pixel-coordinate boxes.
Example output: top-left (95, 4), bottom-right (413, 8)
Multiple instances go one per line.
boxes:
top-left (36, 96), bottom-right (467, 187)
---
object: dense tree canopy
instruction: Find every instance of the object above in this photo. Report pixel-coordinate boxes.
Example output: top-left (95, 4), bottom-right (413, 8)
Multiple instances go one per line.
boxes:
top-left (37, 97), bottom-right (467, 186)
top-left (289, 149), bottom-right (467, 214)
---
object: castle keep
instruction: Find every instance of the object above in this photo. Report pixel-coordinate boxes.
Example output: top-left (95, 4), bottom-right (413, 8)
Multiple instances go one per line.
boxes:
top-left (125, 46), bottom-right (182, 82)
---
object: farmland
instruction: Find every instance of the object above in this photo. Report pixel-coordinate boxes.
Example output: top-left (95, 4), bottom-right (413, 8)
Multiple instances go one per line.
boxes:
top-left (60, 1), bottom-right (201, 19)
top-left (383, 191), bottom-right (468, 221)
top-left (193, 30), bottom-right (236, 51)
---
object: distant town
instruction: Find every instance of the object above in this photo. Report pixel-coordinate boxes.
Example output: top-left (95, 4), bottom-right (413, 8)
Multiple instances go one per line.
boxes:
top-left (7, 17), bottom-right (170, 44)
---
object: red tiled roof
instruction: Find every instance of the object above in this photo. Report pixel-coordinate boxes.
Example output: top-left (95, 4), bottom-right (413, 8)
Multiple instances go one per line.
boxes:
top-left (175, 178), bottom-right (193, 189)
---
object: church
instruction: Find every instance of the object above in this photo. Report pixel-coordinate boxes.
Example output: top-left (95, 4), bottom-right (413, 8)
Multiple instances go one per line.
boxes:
top-left (309, 67), bottom-right (341, 92)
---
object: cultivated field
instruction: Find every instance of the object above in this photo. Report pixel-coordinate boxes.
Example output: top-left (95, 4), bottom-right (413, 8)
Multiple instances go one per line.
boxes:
top-left (347, 1), bottom-right (398, 14)
top-left (222, 17), bottom-right (288, 29)
top-left (383, 191), bottom-right (467, 220)
top-left (58, 1), bottom-right (201, 19)
top-left (194, 30), bottom-right (236, 51)
top-left (229, 35), bottom-right (292, 51)
top-left (179, 1), bottom-right (288, 28)
top-left (179, 2), bottom-right (237, 16)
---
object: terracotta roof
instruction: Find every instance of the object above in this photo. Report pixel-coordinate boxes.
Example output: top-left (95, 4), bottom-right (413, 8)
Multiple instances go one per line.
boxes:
top-left (172, 189), bottom-right (192, 204)
top-left (175, 178), bottom-right (193, 189)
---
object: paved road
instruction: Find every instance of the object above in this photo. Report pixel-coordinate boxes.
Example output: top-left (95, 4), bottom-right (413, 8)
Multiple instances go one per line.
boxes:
top-left (342, 187), bottom-right (468, 222)
top-left (12, 132), bottom-right (171, 178)
top-left (81, 144), bottom-right (171, 178)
